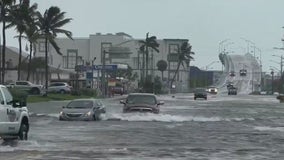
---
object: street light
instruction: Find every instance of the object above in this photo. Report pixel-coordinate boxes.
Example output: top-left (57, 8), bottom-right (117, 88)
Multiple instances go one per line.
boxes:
top-left (219, 39), bottom-right (230, 53)
top-left (240, 37), bottom-right (255, 55)
top-left (205, 61), bottom-right (219, 70)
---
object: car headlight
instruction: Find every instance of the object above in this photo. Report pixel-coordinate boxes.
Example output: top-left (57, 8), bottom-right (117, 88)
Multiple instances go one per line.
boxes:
top-left (85, 111), bottom-right (92, 116)
top-left (60, 111), bottom-right (64, 115)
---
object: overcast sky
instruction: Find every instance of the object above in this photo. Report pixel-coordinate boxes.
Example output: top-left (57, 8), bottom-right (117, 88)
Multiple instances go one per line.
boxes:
top-left (5, 0), bottom-right (284, 73)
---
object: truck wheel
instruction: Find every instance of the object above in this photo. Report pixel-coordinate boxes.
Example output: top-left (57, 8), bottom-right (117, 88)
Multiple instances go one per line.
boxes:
top-left (18, 123), bottom-right (28, 140)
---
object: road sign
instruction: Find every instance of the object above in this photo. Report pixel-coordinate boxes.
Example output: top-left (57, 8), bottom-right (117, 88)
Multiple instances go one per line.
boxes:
top-left (86, 72), bottom-right (93, 79)
top-left (93, 65), bottom-right (118, 70)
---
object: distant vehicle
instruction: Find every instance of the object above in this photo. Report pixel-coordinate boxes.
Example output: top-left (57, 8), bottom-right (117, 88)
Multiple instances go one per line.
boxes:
top-left (207, 86), bottom-right (218, 94)
top-left (226, 82), bottom-right (234, 89)
top-left (228, 86), bottom-right (237, 95)
top-left (48, 82), bottom-right (72, 94)
top-left (6, 81), bottom-right (45, 95)
top-left (0, 85), bottom-right (29, 141)
top-left (112, 86), bottom-right (124, 95)
top-left (229, 71), bottom-right (235, 77)
top-left (194, 88), bottom-right (207, 100)
top-left (59, 99), bottom-right (106, 121)
top-left (240, 69), bottom-right (247, 76)
top-left (120, 93), bottom-right (164, 114)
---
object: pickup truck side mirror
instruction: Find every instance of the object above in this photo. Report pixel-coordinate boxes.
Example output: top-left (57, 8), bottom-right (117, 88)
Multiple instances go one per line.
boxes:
top-left (12, 100), bottom-right (26, 108)
top-left (120, 100), bottom-right (125, 104)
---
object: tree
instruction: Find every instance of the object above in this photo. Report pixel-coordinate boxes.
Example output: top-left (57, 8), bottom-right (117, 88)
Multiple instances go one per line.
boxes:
top-left (36, 6), bottom-right (72, 92)
top-left (6, 1), bottom-right (37, 80)
top-left (23, 3), bottom-right (39, 81)
top-left (139, 32), bottom-right (159, 81)
top-left (156, 59), bottom-right (167, 80)
top-left (108, 66), bottom-right (138, 82)
top-left (0, 0), bottom-right (16, 83)
top-left (170, 42), bottom-right (194, 90)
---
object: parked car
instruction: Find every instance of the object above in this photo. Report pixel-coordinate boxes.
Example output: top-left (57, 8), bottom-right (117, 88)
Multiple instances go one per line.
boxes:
top-left (48, 82), bottom-right (72, 94)
top-left (194, 88), bottom-right (207, 100)
top-left (0, 85), bottom-right (29, 141)
top-left (120, 93), bottom-right (164, 114)
top-left (59, 99), bottom-right (106, 121)
top-left (207, 86), bottom-right (218, 94)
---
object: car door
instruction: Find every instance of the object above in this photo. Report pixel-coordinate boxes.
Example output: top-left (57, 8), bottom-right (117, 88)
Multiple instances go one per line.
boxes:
top-left (1, 87), bottom-right (20, 134)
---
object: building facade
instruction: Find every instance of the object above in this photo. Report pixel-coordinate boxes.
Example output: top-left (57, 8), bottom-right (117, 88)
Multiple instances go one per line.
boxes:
top-left (35, 32), bottom-right (190, 92)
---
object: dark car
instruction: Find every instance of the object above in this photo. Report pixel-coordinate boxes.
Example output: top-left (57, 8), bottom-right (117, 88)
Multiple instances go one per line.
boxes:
top-left (240, 69), bottom-right (247, 76)
top-left (112, 86), bottom-right (124, 95)
top-left (59, 99), bottom-right (106, 121)
top-left (120, 93), bottom-right (164, 114)
top-left (228, 86), bottom-right (237, 95)
top-left (194, 88), bottom-right (207, 100)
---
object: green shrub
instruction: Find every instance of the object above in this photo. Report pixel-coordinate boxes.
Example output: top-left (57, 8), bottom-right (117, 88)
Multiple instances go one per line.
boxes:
top-left (8, 88), bottom-right (28, 104)
top-left (80, 88), bottom-right (97, 96)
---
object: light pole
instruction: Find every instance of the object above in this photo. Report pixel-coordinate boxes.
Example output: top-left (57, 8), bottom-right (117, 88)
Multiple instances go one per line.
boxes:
top-left (272, 49), bottom-right (284, 93)
top-left (271, 70), bottom-right (274, 94)
top-left (219, 39), bottom-right (230, 53)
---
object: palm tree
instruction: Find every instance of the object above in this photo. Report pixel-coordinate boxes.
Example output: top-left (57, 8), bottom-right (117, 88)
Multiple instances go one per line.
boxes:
top-left (36, 6), bottom-right (72, 92)
top-left (170, 42), bottom-right (194, 91)
top-left (156, 59), bottom-right (167, 80)
top-left (24, 4), bottom-right (39, 81)
top-left (0, 0), bottom-right (16, 83)
top-left (139, 32), bottom-right (159, 81)
top-left (6, 2), bottom-right (37, 80)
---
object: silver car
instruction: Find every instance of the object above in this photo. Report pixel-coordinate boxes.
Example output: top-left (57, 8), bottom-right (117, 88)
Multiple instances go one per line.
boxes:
top-left (120, 93), bottom-right (164, 114)
top-left (59, 99), bottom-right (106, 121)
top-left (48, 82), bottom-right (72, 94)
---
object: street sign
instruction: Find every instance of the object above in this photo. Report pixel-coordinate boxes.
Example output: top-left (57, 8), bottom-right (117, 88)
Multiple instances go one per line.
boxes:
top-left (75, 64), bottom-right (118, 72)
top-left (93, 65), bottom-right (118, 70)
top-left (86, 72), bottom-right (93, 79)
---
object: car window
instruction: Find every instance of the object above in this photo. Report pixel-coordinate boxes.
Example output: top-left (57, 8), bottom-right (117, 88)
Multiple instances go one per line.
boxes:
top-left (126, 95), bottom-right (157, 105)
top-left (0, 89), bottom-right (4, 105)
top-left (1, 87), bottom-right (13, 104)
top-left (67, 100), bottom-right (93, 108)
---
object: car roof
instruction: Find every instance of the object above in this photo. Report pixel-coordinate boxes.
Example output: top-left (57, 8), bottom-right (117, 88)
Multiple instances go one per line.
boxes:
top-left (128, 93), bottom-right (156, 96)
top-left (70, 98), bottom-right (99, 102)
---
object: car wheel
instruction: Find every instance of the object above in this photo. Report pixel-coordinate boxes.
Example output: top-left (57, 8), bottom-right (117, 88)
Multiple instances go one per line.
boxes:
top-left (18, 123), bottom-right (28, 140)
top-left (59, 90), bottom-right (66, 94)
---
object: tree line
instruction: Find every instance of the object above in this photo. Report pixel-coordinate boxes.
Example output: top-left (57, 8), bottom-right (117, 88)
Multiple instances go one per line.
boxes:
top-left (0, 0), bottom-right (72, 91)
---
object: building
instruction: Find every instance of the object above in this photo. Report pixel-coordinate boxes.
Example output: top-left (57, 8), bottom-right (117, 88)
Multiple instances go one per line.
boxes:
top-left (35, 32), bottom-right (190, 92)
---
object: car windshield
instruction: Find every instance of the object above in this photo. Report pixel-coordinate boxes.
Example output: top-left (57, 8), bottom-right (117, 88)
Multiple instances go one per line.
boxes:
top-left (126, 95), bottom-right (157, 105)
top-left (66, 100), bottom-right (93, 108)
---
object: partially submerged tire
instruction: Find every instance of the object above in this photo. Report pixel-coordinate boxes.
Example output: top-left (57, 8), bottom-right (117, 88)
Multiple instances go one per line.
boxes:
top-left (18, 123), bottom-right (28, 140)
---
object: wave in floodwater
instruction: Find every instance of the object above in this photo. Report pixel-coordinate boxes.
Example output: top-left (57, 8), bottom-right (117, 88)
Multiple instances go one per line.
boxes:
top-left (30, 112), bottom-right (255, 123)
top-left (254, 126), bottom-right (284, 132)
top-left (102, 113), bottom-right (255, 122)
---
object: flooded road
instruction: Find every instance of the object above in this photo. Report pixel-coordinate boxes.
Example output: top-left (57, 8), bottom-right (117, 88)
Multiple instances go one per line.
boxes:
top-left (1, 94), bottom-right (284, 160)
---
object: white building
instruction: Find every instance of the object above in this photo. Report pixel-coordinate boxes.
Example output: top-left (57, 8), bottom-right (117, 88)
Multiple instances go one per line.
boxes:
top-left (35, 32), bottom-right (190, 92)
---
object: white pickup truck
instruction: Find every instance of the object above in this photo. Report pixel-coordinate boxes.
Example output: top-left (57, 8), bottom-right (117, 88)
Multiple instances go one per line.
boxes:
top-left (0, 85), bottom-right (29, 141)
top-left (7, 81), bottom-right (45, 95)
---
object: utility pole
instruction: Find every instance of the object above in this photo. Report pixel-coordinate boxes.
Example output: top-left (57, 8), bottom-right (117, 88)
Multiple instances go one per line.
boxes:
top-left (101, 50), bottom-right (106, 98)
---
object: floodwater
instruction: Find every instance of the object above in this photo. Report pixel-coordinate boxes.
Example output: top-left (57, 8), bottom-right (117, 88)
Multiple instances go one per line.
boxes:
top-left (1, 93), bottom-right (284, 160)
